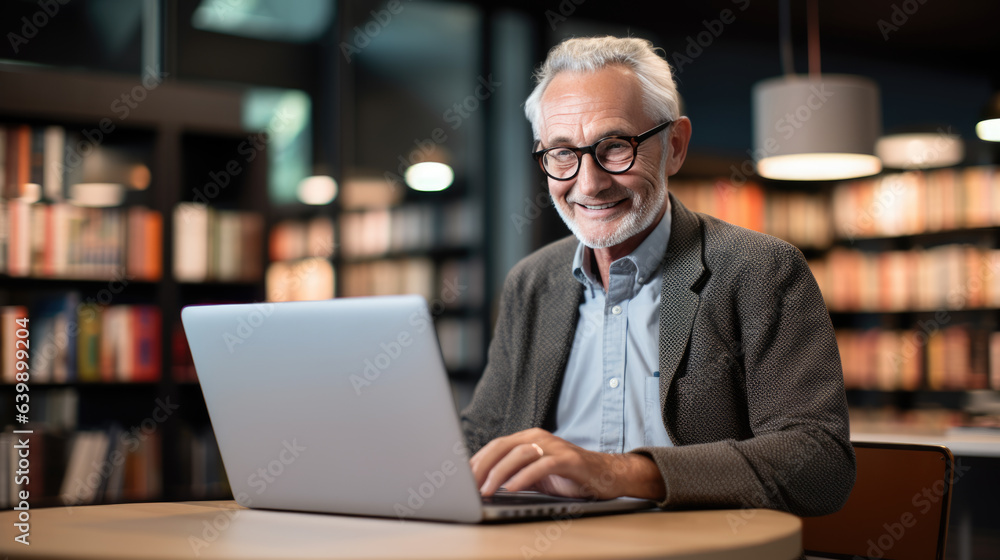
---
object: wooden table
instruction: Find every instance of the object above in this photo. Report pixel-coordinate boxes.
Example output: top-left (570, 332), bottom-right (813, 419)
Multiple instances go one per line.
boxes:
top-left (0, 501), bottom-right (802, 559)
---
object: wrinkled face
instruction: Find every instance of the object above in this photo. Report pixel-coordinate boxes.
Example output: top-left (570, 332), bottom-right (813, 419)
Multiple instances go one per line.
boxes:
top-left (537, 66), bottom-right (668, 249)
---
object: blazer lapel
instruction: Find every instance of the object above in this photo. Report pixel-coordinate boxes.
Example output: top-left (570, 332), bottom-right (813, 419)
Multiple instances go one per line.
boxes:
top-left (657, 193), bottom-right (707, 424)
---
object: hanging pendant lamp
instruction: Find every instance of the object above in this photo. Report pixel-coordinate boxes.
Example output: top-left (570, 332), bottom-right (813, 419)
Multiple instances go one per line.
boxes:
top-left (752, 0), bottom-right (883, 181)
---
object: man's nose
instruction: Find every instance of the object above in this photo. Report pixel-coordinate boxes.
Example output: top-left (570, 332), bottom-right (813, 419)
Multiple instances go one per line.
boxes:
top-left (575, 153), bottom-right (611, 197)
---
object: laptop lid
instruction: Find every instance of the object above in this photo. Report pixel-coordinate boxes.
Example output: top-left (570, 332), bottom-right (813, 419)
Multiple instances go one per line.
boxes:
top-left (181, 296), bottom-right (485, 523)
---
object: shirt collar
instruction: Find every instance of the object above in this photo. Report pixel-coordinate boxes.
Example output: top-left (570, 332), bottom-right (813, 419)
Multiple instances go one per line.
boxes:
top-left (571, 196), bottom-right (672, 290)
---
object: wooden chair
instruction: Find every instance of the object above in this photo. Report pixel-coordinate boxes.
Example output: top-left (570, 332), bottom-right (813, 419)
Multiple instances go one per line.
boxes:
top-left (802, 441), bottom-right (954, 560)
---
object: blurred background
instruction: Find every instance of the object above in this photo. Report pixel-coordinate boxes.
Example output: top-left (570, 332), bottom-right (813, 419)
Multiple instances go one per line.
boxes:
top-left (0, 0), bottom-right (999, 557)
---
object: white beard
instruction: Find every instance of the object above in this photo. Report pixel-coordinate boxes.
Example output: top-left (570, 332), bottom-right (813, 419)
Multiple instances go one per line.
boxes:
top-left (553, 184), bottom-right (668, 249)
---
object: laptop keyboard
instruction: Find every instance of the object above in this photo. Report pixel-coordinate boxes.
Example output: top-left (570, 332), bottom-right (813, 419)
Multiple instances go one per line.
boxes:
top-left (482, 492), bottom-right (591, 505)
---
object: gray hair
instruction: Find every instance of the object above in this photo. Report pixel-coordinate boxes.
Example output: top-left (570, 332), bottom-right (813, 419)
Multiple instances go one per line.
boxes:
top-left (524, 36), bottom-right (683, 141)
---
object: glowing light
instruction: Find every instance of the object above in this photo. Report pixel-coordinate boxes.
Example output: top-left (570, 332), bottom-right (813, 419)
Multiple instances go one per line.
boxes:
top-left (876, 133), bottom-right (964, 169)
top-left (976, 118), bottom-right (1000, 142)
top-left (756, 153), bottom-right (882, 181)
top-left (404, 162), bottom-right (454, 192)
top-left (297, 175), bottom-right (338, 205)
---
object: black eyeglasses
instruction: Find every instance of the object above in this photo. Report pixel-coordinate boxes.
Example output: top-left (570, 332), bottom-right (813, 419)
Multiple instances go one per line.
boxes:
top-left (531, 121), bottom-right (673, 181)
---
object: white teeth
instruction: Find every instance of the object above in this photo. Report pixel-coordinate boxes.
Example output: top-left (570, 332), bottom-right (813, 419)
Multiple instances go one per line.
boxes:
top-left (581, 201), bottom-right (619, 210)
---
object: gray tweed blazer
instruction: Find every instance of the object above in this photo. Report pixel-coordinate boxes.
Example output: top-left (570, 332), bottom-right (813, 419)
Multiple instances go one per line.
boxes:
top-left (460, 193), bottom-right (855, 516)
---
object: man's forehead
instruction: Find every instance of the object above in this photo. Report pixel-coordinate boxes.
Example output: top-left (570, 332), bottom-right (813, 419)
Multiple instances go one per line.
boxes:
top-left (538, 67), bottom-right (646, 140)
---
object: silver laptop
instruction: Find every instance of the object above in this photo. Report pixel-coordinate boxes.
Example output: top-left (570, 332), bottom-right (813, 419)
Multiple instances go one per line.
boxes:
top-left (181, 295), bottom-right (655, 523)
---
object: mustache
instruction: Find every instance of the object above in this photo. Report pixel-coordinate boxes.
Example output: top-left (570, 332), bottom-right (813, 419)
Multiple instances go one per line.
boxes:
top-left (566, 191), bottom-right (634, 206)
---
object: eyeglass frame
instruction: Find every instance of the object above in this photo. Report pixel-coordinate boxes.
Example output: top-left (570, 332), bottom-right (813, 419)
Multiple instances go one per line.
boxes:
top-left (531, 120), bottom-right (674, 181)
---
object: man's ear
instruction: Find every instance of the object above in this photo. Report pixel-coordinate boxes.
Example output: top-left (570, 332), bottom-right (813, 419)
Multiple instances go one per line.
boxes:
top-left (665, 117), bottom-right (692, 176)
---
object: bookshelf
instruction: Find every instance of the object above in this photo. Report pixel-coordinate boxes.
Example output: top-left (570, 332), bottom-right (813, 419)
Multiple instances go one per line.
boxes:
top-left (672, 166), bottom-right (1000, 430)
top-left (0, 64), bottom-right (268, 508)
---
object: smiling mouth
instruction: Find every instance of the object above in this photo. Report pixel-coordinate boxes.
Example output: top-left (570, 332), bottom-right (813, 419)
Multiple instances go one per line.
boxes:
top-left (577, 200), bottom-right (623, 210)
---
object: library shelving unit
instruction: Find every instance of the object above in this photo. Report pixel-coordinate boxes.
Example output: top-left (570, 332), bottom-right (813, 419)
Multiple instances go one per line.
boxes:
top-left (0, 64), bottom-right (268, 508)
top-left (672, 167), bottom-right (1000, 431)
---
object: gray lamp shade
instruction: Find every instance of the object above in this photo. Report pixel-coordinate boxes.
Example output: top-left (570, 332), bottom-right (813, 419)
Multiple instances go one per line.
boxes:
top-left (753, 74), bottom-right (882, 181)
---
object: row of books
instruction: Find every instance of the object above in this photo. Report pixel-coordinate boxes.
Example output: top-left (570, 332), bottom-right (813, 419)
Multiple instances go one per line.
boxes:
top-left (1, 124), bottom-right (70, 201)
top-left (835, 326), bottom-right (999, 391)
top-left (173, 203), bottom-right (263, 283)
top-left (809, 245), bottom-right (1000, 312)
top-left (0, 200), bottom-right (162, 280)
top-left (339, 258), bottom-right (484, 308)
top-left (339, 200), bottom-right (480, 258)
top-left (670, 180), bottom-right (833, 249)
top-left (0, 425), bottom-right (160, 509)
top-left (1, 298), bottom-right (161, 384)
top-left (832, 166), bottom-right (1000, 239)
top-left (340, 258), bottom-right (436, 301)
top-left (0, 421), bottom-right (229, 509)
top-left (266, 258), bottom-right (335, 302)
top-left (269, 216), bottom-right (335, 262)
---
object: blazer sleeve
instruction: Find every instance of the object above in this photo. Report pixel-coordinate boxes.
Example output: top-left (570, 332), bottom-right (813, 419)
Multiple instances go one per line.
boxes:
top-left (631, 242), bottom-right (856, 517)
top-left (459, 266), bottom-right (520, 454)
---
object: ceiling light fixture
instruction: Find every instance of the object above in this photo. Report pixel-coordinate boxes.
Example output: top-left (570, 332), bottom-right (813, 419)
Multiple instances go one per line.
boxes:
top-left (752, 0), bottom-right (882, 181)
top-left (976, 92), bottom-right (1000, 142)
top-left (876, 129), bottom-right (964, 169)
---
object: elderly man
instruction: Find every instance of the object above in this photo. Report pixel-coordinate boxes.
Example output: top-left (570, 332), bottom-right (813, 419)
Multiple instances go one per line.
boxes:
top-left (461, 36), bottom-right (855, 516)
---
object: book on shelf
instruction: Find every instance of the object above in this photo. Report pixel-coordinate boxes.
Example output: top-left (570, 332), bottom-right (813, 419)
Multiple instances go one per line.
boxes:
top-left (265, 258), bottom-right (335, 302)
top-left (55, 426), bottom-right (162, 507)
top-left (339, 200), bottom-right (480, 259)
top-left (810, 244), bottom-right (1000, 312)
top-left (172, 203), bottom-right (263, 283)
top-left (269, 216), bottom-right (335, 262)
top-left (0, 200), bottom-right (162, 280)
top-left (339, 258), bottom-right (434, 300)
top-left (1, 124), bottom-right (31, 199)
top-left (836, 326), bottom-right (996, 391)
top-left (669, 179), bottom-right (832, 249)
top-left (1, 305), bottom-right (28, 384)
top-left (171, 323), bottom-right (197, 383)
top-left (0, 426), bottom-right (70, 509)
top-left (832, 166), bottom-right (1000, 239)
top-left (1, 299), bottom-right (162, 384)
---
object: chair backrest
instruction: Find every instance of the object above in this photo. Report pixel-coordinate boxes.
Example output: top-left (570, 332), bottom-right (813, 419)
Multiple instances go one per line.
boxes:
top-left (802, 441), bottom-right (954, 560)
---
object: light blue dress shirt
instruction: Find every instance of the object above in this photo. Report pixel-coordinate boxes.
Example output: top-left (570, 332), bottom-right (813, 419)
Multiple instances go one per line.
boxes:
top-left (553, 200), bottom-right (674, 453)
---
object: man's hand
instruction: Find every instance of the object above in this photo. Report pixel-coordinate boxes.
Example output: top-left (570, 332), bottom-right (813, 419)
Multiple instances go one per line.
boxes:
top-left (469, 428), bottom-right (666, 501)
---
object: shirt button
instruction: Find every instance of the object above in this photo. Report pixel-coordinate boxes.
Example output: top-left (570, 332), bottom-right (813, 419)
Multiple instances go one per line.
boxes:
top-left (609, 378), bottom-right (620, 389)
top-left (611, 305), bottom-right (622, 315)
top-left (638, 277), bottom-right (644, 284)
